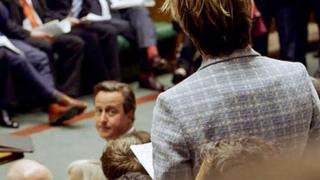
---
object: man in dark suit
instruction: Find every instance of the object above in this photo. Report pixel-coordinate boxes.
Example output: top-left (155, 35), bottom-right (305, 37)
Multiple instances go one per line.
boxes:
top-left (0, 0), bottom-right (85, 97)
top-left (0, 1), bottom-right (87, 128)
top-left (31, 0), bottom-right (121, 92)
top-left (46, 0), bottom-right (167, 91)
top-left (0, 37), bottom-right (88, 128)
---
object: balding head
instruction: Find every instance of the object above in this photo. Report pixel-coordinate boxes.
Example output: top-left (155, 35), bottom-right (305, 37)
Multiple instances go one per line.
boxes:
top-left (5, 159), bottom-right (53, 180)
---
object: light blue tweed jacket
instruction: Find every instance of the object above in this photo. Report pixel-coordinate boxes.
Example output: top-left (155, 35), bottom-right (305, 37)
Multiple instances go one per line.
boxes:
top-left (151, 47), bottom-right (320, 180)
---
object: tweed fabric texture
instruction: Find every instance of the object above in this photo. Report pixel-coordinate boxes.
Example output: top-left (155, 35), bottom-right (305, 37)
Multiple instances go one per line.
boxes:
top-left (151, 47), bottom-right (320, 180)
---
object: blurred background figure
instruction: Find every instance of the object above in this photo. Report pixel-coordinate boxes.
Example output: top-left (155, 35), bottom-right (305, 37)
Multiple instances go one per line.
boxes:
top-left (5, 159), bottom-right (53, 180)
top-left (100, 131), bottom-right (151, 180)
top-left (67, 160), bottom-right (106, 180)
top-left (253, 0), bottom-right (302, 64)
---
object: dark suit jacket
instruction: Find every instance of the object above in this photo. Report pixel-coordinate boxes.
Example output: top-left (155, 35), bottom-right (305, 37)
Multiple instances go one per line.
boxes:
top-left (45, 0), bottom-right (91, 18)
top-left (0, 0), bottom-right (30, 39)
top-left (0, 1), bottom-right (10, 34)
top-left (0, 0), bottom-right (68, 40)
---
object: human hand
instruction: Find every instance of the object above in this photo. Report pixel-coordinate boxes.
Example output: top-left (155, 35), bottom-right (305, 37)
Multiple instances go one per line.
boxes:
top-left (30, 30), bottom-right (54, 42)
top-left (66, 17), bottom-right (80, 26)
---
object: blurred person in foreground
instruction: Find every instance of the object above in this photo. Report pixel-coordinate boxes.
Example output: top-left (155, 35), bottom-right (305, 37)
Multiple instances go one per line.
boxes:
top-left (100, 131), bottom-right (151, 180)
top-left (197, 137), bottom-right (320, 180)
top-left (5, 159), bottom-right (53, 180)
top-left (67, 160), bottom-right (106, 180)
top-left (151, 0), bottom-right (320, 179)
top-left (195, 137), bottom-right (279, 180)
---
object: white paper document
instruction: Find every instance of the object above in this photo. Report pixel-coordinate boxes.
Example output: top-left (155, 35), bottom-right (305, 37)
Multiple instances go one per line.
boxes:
top-left (81, 13), bottom-right (111, 22)
top-left (110, 0), bottom-right (155, 10)
top-left (35, 19), bottom-right (71, 36)
top-left (130, 142), bottom-right (154, 179)
top-left (0, 36), bottom-right (24, 55)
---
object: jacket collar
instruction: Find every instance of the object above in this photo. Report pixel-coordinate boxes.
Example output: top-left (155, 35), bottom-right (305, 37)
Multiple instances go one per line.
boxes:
top-left (199, 46), bottom-right (260, 71)
top-left (124, 126), bottom-right (135, 135)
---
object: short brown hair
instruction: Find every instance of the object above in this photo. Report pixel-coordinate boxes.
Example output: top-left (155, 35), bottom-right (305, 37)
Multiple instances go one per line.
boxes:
top-left (163, 0), bottom-right (252, 57)
top-left (100, 131), bottom-right (151, 179)
top-left (94, 81), bottom-right (136, 115)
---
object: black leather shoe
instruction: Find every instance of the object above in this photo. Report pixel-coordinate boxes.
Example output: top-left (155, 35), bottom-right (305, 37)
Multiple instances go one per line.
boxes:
top-left (139, 74), bottom-right (166, 91)
top-left (0, 109), bottom-right (19, 128)
top-left (151, 56), bottom-right (168, 70)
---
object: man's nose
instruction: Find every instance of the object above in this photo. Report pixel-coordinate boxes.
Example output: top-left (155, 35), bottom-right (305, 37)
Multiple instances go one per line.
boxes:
top-left (99, 112), bottom-right (108, 123)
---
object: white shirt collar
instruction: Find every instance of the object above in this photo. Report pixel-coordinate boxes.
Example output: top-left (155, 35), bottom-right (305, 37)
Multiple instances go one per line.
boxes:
top-left (124, 126), bottom-right (135, 135)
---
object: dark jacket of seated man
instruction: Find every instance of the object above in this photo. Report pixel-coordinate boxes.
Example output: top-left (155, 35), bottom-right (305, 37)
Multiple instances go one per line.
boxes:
top-left (36, 0), bottom-right (121, 86)
top-left (26, 0), bottom-right (121, 90)
top-left (47, 0), bottom-right (167, 91)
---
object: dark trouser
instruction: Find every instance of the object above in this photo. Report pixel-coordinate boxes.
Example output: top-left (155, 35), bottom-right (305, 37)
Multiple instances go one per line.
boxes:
top-left (53, 34), bottom-right (84, 97)
top-left (26, 34), bottom-right (84, 97)
top-left (110, 7), bottom-right (157, 73)
top-left (253, 0), bottom-right (301, 64)
top-left (295, 0), bottom-right (320, 67)
top-left (0, 48), bottom-right (9, 108)
top-left (0, 42), bottom-right (57, 108)
top-left (73, 22), bottom-right (120, 91)
top-left (178, 37), bottom-right (198, 70)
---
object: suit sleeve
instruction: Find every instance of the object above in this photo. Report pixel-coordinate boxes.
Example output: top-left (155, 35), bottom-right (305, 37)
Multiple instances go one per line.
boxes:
top-left (0, 0), bottom-right (31, 39)
top-left (0, 1), bottom-right (29, 39)
top-left (5, 20), bottom-right (31, 40)
top-left (37, 0), bottom-right (66, 21)
top-left (151, 94), bottom-right (193, 180)
top-left (44, 0), bottom-right (70, 16)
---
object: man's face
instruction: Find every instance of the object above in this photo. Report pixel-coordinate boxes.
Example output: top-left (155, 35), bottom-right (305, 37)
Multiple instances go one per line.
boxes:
top-left (94, 91), bottom-right (133, 140)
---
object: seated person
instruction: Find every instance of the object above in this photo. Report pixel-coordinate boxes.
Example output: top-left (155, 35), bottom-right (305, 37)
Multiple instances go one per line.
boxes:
top-left (0, 0), bottom-right (85, 97)
top-left (21, 0), bottom-right (121, 93)
top-left (47, 0), bottom-right (167, 91)
top-left (0, 37), bottom-right (87, 128)
top-left (67, 160), bottom-right (106, 180)
top-left (94, 80), bottom-right (137, 140)
top-left (66, 81), bottom-right (142, 179)
top-left (172, 22), bottom-right (201, 84)
top-left (196, 137), bottom-right (279, 180)
top-left (5, 159), bottom-right (53, 180)
top-left (100, 131), bottom-right (151, 180)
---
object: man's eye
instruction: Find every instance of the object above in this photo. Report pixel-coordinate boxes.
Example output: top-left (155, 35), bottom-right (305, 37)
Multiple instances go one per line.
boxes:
top-left (95, 108), bottom-right (102, 114)
top-left (107, 109), bottom-right (118, 116)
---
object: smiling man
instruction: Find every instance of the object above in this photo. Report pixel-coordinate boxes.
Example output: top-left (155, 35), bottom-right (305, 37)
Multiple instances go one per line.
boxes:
top-left (93, 80), bottom-right (136, 140)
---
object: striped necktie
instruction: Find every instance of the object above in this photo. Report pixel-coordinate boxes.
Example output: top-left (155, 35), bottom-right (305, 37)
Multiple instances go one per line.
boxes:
top-left (19, 0), bottom-right (40, 28)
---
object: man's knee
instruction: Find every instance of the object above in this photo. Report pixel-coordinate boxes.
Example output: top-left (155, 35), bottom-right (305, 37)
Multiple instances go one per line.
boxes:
top-left (54, 35), bottom-right (85, 52)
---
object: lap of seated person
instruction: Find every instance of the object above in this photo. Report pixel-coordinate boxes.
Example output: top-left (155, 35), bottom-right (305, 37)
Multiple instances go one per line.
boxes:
top-left (0, 40), bottom-right (87, 128)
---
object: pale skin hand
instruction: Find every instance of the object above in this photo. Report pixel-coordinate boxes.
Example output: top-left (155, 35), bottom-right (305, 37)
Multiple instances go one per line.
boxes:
top-left (30, 30), bottom-right (54, 42)
top-left (66, 17), bottom-right (80, 26)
